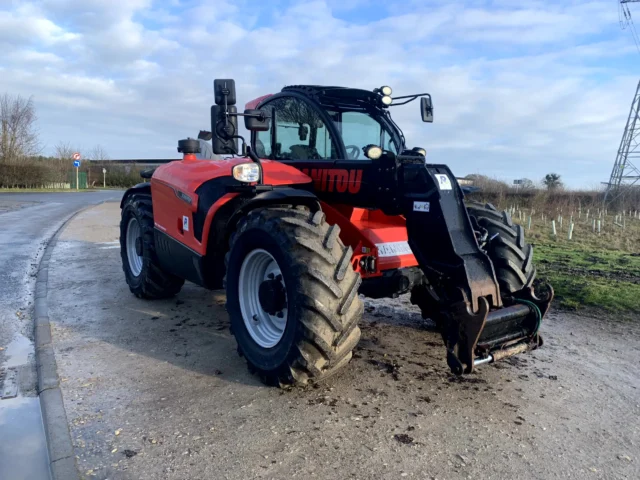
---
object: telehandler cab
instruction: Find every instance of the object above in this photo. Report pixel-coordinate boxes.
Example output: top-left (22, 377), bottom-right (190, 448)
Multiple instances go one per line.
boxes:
top-left (120, 79), bottom-right (553, 386)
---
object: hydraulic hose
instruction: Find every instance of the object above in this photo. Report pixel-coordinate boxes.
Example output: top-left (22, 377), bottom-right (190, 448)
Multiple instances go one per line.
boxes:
top-left (514, 298), bottom-right (543, 335)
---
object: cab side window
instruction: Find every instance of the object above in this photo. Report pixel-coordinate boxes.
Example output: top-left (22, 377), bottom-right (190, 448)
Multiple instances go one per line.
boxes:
top-left (256, 97), bottom-right (335, 160)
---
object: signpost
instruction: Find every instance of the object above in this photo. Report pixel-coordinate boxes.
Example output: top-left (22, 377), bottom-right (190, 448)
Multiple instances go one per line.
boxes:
top-left (73, 153), bottom-right (81, 191)
top-left (103, 168), bottom-right (107, 188)
top-left (513, 179), bottom-right (523, 192)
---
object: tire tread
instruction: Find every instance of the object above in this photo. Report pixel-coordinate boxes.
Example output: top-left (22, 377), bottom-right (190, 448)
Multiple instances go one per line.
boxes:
top-left (465, 201), bottom-right (536, 295)
top-left (120, 193), bottom-right (184, 299)
top-left (225, 206), bottom-right (363, 387)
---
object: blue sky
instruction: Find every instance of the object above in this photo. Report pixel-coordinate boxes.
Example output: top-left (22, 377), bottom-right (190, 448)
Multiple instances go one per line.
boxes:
top-left (0, 0), bottom-right (638, 188)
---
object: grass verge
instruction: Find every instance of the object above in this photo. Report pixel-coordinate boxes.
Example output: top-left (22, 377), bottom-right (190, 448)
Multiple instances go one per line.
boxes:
top-left (534, 243), bottom-right (640, 312)
top-left (520, 214), bottom-right (640, 313)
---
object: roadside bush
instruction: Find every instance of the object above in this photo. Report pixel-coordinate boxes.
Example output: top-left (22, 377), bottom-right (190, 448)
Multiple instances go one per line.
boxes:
top-left (467, 188), bottom-right (640, 217)
top-left (86, 163), bottom-right (143, 188)
top-left (0, 158), bottom-right (145, 189)
top-left (0, 161), bottom-right (56, 188)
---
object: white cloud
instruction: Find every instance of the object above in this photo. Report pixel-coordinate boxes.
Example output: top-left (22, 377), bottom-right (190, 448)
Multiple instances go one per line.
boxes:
top-left (6, 49), bottom-right (64, 65)
top-left (0, 0), bottom-right (635, 187)
top-left (0, 5), bottom-right (79, 46)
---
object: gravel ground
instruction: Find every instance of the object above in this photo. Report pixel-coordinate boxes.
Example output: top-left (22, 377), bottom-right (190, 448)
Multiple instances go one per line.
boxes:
top-left (48, 203), bottom-right (640, 480)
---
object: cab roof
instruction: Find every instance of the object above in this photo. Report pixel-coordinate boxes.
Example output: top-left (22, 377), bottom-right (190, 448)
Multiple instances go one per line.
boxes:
top-left (245, 85), bottom-right (383, 112)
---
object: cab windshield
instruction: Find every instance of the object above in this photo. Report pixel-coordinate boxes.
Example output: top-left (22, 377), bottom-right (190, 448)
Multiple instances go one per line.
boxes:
top-left (327, 110), bottom-right (399, 160)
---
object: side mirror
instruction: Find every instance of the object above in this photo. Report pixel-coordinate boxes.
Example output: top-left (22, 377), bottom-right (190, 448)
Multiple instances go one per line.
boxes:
top-left (211, 105), bottom-right (239, 154)
top-left (244, 109), bottom-right (270, 132)
top-left (420, 96), bottom-right (433, 123)
top-left (214, 79), bottom-right (236, 106)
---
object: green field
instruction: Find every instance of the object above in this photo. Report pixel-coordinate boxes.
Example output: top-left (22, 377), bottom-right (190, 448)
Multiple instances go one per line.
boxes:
top-left (517, 210), bottom-right (640, 313)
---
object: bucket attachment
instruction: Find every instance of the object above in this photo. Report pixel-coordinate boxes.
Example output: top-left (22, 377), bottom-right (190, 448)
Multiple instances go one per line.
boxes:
top-left (415, 282), bottom-right (553, 374)
top-left (399, 159), bottom-right (554, 373)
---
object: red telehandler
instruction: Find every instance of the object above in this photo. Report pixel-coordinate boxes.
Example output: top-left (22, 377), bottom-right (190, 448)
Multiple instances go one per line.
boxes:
top-left (120, 79), bottom-right (553, 386)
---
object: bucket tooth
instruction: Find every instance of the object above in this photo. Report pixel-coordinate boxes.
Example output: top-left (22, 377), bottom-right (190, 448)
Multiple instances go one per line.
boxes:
top-left (443, 296), bottom-right (488, 374)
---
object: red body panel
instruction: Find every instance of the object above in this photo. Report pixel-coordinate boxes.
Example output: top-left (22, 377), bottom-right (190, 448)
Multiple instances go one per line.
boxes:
top-left (152, 154), bottom-right (418, 275)
top-left (246, 95), bottom-right (273, 110)
top-left (320, 203), bottom-right (418, 277)
top-left (151, 156), bottom-right (311, 255)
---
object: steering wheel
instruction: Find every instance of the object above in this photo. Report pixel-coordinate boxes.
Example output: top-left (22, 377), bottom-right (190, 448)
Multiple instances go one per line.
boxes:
top-left (345, 145), bottom-right (361, 159)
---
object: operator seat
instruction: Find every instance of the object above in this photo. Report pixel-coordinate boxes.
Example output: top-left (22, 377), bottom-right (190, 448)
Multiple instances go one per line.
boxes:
top-left (255, 138), bottom-right (267, 158)
top-left (290, 144), bottom-right (320, 160)
top-left (196, 139), bottom-right (222, 160)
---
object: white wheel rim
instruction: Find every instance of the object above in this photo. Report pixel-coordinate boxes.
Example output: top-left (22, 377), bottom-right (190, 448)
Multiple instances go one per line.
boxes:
top-left (238, 249), bottom-right (288, 348)
top-left (126, 217), bottom-right (143, 277)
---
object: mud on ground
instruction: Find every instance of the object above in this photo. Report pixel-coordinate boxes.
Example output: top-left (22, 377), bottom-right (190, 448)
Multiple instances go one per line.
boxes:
top-left (47, 203), bottom-right (640, 479)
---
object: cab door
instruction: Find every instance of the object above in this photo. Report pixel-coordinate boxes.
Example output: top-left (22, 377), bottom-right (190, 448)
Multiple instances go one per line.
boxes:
top-left (254, 94), bottom-right (383, 208)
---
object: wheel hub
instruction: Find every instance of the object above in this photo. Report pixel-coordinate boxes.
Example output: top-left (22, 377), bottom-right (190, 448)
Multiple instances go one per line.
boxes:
top-left (238, 249), bottom-right (288, 348)
top-left (258, 275), bottom-right (286, 315)
top-left (126, 217), bottom-right (143, 277)
top-left (135, 236), bottom-right (143, 256)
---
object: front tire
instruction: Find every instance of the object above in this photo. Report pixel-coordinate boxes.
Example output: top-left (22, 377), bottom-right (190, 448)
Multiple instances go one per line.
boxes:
top-left (225, 206), bottom-right (363, 387)
top-left (120, 194), bottom-right (184, 299)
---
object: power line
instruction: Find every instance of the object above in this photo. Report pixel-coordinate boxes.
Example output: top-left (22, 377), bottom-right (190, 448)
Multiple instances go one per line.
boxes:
top-left (620, 1), bottom-right (640, 55)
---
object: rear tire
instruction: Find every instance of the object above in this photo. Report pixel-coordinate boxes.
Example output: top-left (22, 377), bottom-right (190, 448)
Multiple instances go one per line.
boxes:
top-left (120, 194), bottom-right (184, 299)
top-left (225, 206), bottom-right (363, 387)
top-left (465, 201), bottom-right (535, 295)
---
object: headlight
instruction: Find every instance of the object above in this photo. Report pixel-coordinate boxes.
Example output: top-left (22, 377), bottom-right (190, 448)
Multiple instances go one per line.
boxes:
top-left (413, 148), bottom-right (426, 157)
top-left (364, 145), bottom-right (383, 160)
top-left (232, 163), bottom-right (260, 182)
top-left (381, 95), bottom-right (392, 106)
top-left (381, 86), bottom-right (392, 96)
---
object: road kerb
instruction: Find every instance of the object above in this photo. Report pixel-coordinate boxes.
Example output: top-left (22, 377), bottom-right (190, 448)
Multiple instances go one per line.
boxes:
top-left (34, 204), bottom-right (107, 480)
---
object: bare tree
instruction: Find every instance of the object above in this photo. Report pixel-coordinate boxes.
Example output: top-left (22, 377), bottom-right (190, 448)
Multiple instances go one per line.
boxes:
top-left (85, 145), bottom-right (110, 187)
top-left (464, 174), bottom-right (511, 193)
top-left (88, 145), bottom-right (110, 161)
top-left (54, 142), bottom-right (77, 161)
top-left (0, 93), bottom-right (39, 164)
top-left (50, 142), bottom-right (80, 184)
top-left (519, 178), bottom-right (535, 190)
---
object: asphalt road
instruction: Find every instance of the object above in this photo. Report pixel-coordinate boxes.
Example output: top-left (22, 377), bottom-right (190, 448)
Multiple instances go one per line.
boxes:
top-left (0, 191), bottom-right (123, 480)
top-left (46, 203), bottom-right (640, 479)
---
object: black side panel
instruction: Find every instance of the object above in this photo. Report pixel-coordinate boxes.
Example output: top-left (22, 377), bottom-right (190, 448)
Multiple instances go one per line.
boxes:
top-left (226, 187), bottom-right (320, 230)
top-left (399, 163), bottom-right (501, 312)
top-left (120, 182), bottom-right (150, 208)
top-left (359, 267), bottom-right (424, 299)
top-left (154, 229), bottom-right (206, 287)
top-left (193, 176), bottom-right (241, 241)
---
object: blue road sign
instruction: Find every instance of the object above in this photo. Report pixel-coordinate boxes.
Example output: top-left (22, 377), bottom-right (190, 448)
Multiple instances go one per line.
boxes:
top-left (73, 160), bottom-right (81, 168)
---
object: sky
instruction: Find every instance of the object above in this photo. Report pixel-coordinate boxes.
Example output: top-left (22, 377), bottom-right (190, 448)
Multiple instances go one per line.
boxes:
top-left (0, 0), bottom-right (638, 188)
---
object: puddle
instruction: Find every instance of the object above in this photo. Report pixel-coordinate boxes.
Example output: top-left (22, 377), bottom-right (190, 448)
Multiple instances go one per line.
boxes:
top-left (0, 396), bottom-right (50, 480)
top-left (3, 334), bottom-right (33, 368)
